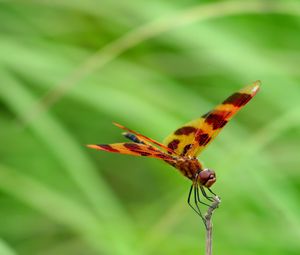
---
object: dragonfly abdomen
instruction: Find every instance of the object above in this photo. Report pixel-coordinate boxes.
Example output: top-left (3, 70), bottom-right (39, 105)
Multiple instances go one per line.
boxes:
top-left (122, 132), bottom-right (145, 144)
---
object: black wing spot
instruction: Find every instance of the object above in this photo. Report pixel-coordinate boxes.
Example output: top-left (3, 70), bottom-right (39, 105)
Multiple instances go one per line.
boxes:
top-left (174, 126), bottom-right (197, 135)
top-left (196, 133), bottom-right (211, 146)
top-left (181, 144), bottom-right (192, 156)
top-left (223, 93), bottom-right (252, 107)
top-left (168, 139), bottom-right (180, 150)
top-left (204, 114), bottom-right (227, 130)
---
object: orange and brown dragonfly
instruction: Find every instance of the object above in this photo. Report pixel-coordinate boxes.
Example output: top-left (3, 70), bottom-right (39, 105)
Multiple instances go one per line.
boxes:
top-left (88, 81), bottom-right (260, 223)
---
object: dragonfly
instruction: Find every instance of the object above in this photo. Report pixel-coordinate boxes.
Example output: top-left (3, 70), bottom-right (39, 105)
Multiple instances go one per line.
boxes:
top-left (88, 81), bottom-right (260, 224)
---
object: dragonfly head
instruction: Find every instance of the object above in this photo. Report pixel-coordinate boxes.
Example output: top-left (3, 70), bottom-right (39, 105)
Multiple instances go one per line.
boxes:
top-left (198, 169), bottom-right (216, 188)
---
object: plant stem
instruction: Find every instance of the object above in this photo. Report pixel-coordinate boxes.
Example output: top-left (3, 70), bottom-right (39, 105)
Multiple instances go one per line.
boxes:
top-left (205, 196), bottom-right (221, 255)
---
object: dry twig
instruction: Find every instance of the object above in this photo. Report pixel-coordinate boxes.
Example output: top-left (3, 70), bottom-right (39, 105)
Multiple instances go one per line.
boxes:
top-left (204, 196), bottom-right (221, 255)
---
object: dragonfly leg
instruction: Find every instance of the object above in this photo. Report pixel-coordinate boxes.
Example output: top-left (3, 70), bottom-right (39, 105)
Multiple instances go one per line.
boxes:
top-left (208, 188), bottom-right (217, 196)
top-left (200, 186), bottom-right (214, 202)
top-left (194, 186), bottom-right (209, 229)
top-left (196, 185), bottom-right (210, 207)
top-left (187, 184), bottom-right (202, 217)
top-left (193, 185), bottom-right (209, 229)
top-left (187, 184), bottom-right (207, 228)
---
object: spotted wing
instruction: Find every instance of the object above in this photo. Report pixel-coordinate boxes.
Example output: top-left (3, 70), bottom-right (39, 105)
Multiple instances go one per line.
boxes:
top-left (163, 81), bottom-right (260, 157)
top-left (113, 122), bottom-right (178, 155)
top-left (87, 143), bottom-right (176, 162)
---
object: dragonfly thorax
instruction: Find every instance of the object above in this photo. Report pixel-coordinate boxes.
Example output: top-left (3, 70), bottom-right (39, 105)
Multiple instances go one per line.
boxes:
top-left (170, 157), bottom-right (202, 180)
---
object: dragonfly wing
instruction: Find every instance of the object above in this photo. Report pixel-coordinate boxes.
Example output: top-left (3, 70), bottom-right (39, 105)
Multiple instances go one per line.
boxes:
top-left (87, 142), bottom-right (176, 162)
top-left (163, 81), bottom-right (260, 157)
top-left (113, 122), bottom-right (178, 155)
top-left (163, 118), bottom-right (204, 156)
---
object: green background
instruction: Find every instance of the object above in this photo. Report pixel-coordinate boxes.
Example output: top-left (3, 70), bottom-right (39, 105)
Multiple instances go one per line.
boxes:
top-left (0, 1), bottom-right (300, 254)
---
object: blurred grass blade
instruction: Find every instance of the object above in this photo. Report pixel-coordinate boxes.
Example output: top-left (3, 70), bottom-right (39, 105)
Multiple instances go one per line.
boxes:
top-left (0, 163), bottom-right (108, 253)
top-left (0, 240), bottom-right (18, 255)
top-left (0, 69), bottom-right (138, 255)
top-left (1, 1), bottom-right (300, 254)
top-left (20, 0), bottom-right (300, 125)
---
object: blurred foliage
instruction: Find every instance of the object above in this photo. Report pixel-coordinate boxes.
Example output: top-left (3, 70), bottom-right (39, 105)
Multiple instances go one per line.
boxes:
top-left (0, 0), bottom-right (300, 254)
